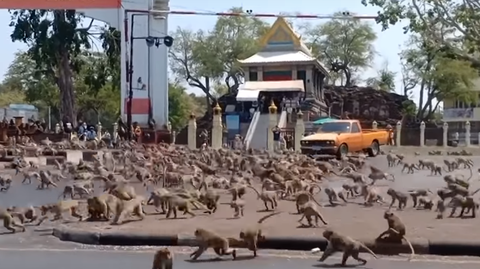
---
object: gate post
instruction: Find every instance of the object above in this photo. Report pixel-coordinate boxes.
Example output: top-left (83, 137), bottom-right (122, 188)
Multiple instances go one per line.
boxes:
top-left (187, 112), bottom-right (197, 150)
top-left (442, 122), bottom-right (448, 148)
top-left (211, 103), bottom-right (223, 149)
top-left (420, 121), bottom-right (425, 147)
top-left (295, 111), bottom-right (304, 152)
top-left (465, 121), bottom-right (471, 146)
top-left (268, 101), bottom-right (277, 152)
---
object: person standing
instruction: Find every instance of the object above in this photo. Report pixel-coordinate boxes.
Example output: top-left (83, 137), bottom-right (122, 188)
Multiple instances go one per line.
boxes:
top-left (272, 125), bottom-right (281, 151)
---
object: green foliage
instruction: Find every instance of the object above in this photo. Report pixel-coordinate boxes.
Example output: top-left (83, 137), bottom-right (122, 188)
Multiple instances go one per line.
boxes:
top-left (361, 0), bottom-right (480, 68)
top-left (169, 7), bottom-right (269, 102)
top-left (366, 62), bottom-right (396, 92)
top-left (9, 9), bottom-right (95, 124)
top-left (168, 83), bottom-right (191, 131)
top-left (301, 12), bottom-right (377, 86)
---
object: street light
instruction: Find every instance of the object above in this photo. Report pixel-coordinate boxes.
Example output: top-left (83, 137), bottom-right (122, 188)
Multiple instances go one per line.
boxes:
top-left (126, 13), bottom-right (175, 140)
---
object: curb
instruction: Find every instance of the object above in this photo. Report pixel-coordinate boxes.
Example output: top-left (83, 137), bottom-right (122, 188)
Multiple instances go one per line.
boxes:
top-left (51, 228), bottom-right (480, 256)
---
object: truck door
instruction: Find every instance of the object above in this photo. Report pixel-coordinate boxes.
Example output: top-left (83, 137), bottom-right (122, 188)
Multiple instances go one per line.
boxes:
top-left (350, 122), bottom-right (363, 151)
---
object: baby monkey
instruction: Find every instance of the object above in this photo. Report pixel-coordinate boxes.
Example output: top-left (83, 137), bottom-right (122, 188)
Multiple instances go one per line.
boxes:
top-left (318, 229), bottom-right (378, 266)
top-left (152, 248), bottom-right (173, 269)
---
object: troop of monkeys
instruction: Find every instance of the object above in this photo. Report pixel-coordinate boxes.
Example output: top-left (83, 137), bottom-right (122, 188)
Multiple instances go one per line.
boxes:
top-left (1, 143), bottom-right (479, 267)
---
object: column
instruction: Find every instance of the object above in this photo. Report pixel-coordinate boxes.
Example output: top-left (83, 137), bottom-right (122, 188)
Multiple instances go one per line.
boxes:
top-left (420, 121), bottom-right (425, 147)
top-left (372, 121), bottom-right (378, 130)
top-left (258, 66), bottom-right (263, 81)
top-left (442, 123), bottom-right (448, 147)
top-left (96, 122), bottom-right (103, 139)
top-left (187, 113), bottom-right (197, 150)
top-left (295, 111), bottom-right (305, 152)
top-left (211, 103), bottom-right (223, 149)
top-left (267, 101), bottom-right (277, 152)
top-left (306, 68), bottom-right (313, 98)
top-left (292, 65), bottom-right (297, 80)
top-left (112, 123), bottom-right (118, 144)
top-left (395, 121), bottom-right (401, 147)
top-left (465, 121), bottom-right (471, 146)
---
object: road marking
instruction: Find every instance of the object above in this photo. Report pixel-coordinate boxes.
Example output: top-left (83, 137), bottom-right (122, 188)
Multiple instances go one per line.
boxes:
top-left (0, 247), bottom-right (479, 264)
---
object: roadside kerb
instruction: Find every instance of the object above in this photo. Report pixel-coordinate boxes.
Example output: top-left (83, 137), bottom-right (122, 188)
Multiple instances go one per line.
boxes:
top-left (52, 227), bottom-right (480, 256)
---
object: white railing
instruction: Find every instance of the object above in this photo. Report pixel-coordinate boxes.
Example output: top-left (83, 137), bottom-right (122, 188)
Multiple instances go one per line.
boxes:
top-left (278, 110), bottom-right (287, 128)
top-left (244, 110), bottom-right (260, 149)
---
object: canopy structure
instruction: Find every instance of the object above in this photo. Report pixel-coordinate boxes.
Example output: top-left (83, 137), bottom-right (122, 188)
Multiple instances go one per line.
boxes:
top-left (236, 89), bottom-right (260, 102)
top-left (313, 117), bottom-right (337, 125)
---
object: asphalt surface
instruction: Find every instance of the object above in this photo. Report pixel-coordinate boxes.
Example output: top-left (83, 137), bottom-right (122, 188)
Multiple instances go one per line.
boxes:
top-left (2, 247), bottom-right (480, 269)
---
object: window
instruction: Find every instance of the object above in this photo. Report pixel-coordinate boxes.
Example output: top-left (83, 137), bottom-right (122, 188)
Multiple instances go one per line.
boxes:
top-left (351, 123), bottom-right (360, 133)
top-left (249, 71), bottom-right (258, 81)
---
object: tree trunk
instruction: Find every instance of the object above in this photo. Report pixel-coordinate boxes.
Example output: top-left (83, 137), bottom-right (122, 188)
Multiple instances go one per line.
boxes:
top-left (57, 50), bottom-right (77, 126)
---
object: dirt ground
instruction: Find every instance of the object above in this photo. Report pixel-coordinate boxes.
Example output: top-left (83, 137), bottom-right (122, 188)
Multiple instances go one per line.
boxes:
top-left (63, 184), bottom-right (480, 243)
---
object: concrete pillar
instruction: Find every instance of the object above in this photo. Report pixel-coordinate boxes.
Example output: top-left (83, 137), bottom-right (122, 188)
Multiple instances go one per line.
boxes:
top-left (372, 121), bottom-right (378, 130)
top-left (466, 121), bottom-right (471, 146)
top-left (294, 111), bottom-right (304, 152)
top-left (55, 123), bottom-right (61, 134)
top-left (96, 122), bottom-right (103, 139)
top-left (112, 123), bottom-right (118, 144)
top-left (442, 122), bottom-right (448, 148)
top-left (420, 121), bottom-right (425, 147)
top-left (171, 131), bottom-right (176, 144)
top-left (187, 113), bottom-right (197, 150)
top-left (395, 121), bottom-right (401, 147)
top-left (268, 101), bottom-right (277, 152)
top-left (211, 103), bottom-right (223, 149)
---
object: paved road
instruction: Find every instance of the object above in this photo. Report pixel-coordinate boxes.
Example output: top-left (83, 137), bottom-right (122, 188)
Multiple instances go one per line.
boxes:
top-left (2, 247), bottom-right (480, 269)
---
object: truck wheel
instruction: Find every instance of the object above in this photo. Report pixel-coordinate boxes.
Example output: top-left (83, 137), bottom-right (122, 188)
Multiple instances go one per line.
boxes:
top-left (368, 141), bottom-right (379, 157)
top-left (336, 144), bottom-right (348, 160)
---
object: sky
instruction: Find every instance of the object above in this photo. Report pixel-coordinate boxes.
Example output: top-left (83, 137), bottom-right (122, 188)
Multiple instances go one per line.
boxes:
top-left (0, 0), bottom-right (412, 99)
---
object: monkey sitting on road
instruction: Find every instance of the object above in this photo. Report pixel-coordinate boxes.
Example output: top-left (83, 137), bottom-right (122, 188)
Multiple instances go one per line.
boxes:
top-left (190, 228), bottom-right (236, 260)
top-left (0, 208), bottom-right (26, 233)
top-left (152, 248), bottom-right (173, 269)
top-left (376, 211), bottom-right (415, 260)
top-left (317, 229), bottom-right (378, 266)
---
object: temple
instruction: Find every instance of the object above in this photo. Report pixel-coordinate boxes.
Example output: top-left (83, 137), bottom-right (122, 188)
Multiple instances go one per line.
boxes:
top-left (235, 17), bottom-right (329, 149)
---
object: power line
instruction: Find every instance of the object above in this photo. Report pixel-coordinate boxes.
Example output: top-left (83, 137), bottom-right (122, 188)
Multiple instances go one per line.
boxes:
top-left (135, 9), bottom-right (378, 20)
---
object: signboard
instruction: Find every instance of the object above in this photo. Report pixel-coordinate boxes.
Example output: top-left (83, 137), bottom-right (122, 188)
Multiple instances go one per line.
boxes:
top-left (0, 0), bottom-right (121, 9)
top-left (225, 115), bottom-right (240, 130)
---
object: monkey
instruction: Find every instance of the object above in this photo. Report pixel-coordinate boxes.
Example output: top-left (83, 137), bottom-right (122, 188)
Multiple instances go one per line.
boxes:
top-left (18, 169), bottom-right (39, 184)
top-left (386, 188), bottom-right (408, 210)
top-left (408, 189), bottom-right (433, 207)
top-left (456, 157), bottom-right (473, 169)
top-left (7, 206), bottom-right (38, 224)
top-left (436, 199), bottom-right (446, 219)
top-left (341, 184), bottom-right (359, 198)
top-left (37, 200), bottom-right (83, 225)
top-left (386, 153), bottom-right (399, 167)
top-left (111, 196), bottom-right (146, 225)
top-left (58, 184), bottom-right (90, 199)
top-left (165, 194), bottom-right (210, 219)
top-left (0, 208), bottom-right (25, 233)
top-left (361, 185), bottom-right (384, 206)
top-left (147, 189), bottom-right (171, 214)
top-left (297, 201), bottom-right (328, 227)
top-left (449, 196), bottom-right (478, 218)
top-left (87, 193), bottom-right (117, 221)
top-left (238, 212), bottom-right (282, 257)
top-left (230, 199), bottom-right (245, 218)
top-left (401, 162), bottom-right (418, 174)
top-left (416, 196), bottom-right (434, 210)
top-left (342, 171), bottom-right (367, 185)
top-left (430, 164), bottom-right (442, 176)
top-left (109, 184), bottom-right (136, 201)
top-left (0, 175), bottom-right (12, 191)
top-left (190, 228), bottom-right (236, 260)
top-left (443, 159), bottom-right (457, 172)
top-left (418, 159), bottom-right (434, 170)
top-left (246, 185), bottom-right (278, 211)
top-left (318, 229), bottom-right (378, 266)
top-left (437, 188), bottom-right (456, 200)
top-left (376, 210), bottom-right (415, 261)
top-left (293, 191), bottom-right (323, 214)
top-left (324, 187), bottom-right (348, 206)
top-left (37, 170), bottom-right (58, 189)
top-left (152, 248), bottom-right (173, 269)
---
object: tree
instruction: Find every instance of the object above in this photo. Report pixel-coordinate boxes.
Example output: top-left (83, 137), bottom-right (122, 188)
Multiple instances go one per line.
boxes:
top-left (301, 11), bottom-right (377, 86)
top-left (168, 82), bottom-right (191, 131)
top-left (361, 0), bottom-right (480, 68)
top-left (366, 62), bottom-right (396, 91)
top-left (169, 7), bottom-right (269, 110)
top-left (401, 33), bottom-right (479, 120)
top-left (9, 10), bottom-right (95, 125)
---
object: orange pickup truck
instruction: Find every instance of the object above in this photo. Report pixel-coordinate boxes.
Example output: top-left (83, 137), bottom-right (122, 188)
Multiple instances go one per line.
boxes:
top-left (300, 119), bottom-right (389, 159)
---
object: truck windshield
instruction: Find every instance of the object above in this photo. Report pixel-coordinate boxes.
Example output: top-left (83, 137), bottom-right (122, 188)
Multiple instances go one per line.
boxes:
top-left (317, 122), bottom-right (351, 133)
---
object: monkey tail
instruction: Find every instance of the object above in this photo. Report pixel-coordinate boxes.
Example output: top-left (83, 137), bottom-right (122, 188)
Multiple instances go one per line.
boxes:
top-left (402, 235), bottom-right (415, 261)
top-left (471, 187), bottom-right (480, 196)
top-left (246, 185), bottom-right (261, 199)
top-left (467, 167), bottom-right (473, 181)
top-left (257, 211), bottom-right (282, 224)
top-left (359, 243), bottom-right (379, 260)
top-left (308, 193), bottom-right (323, 208)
